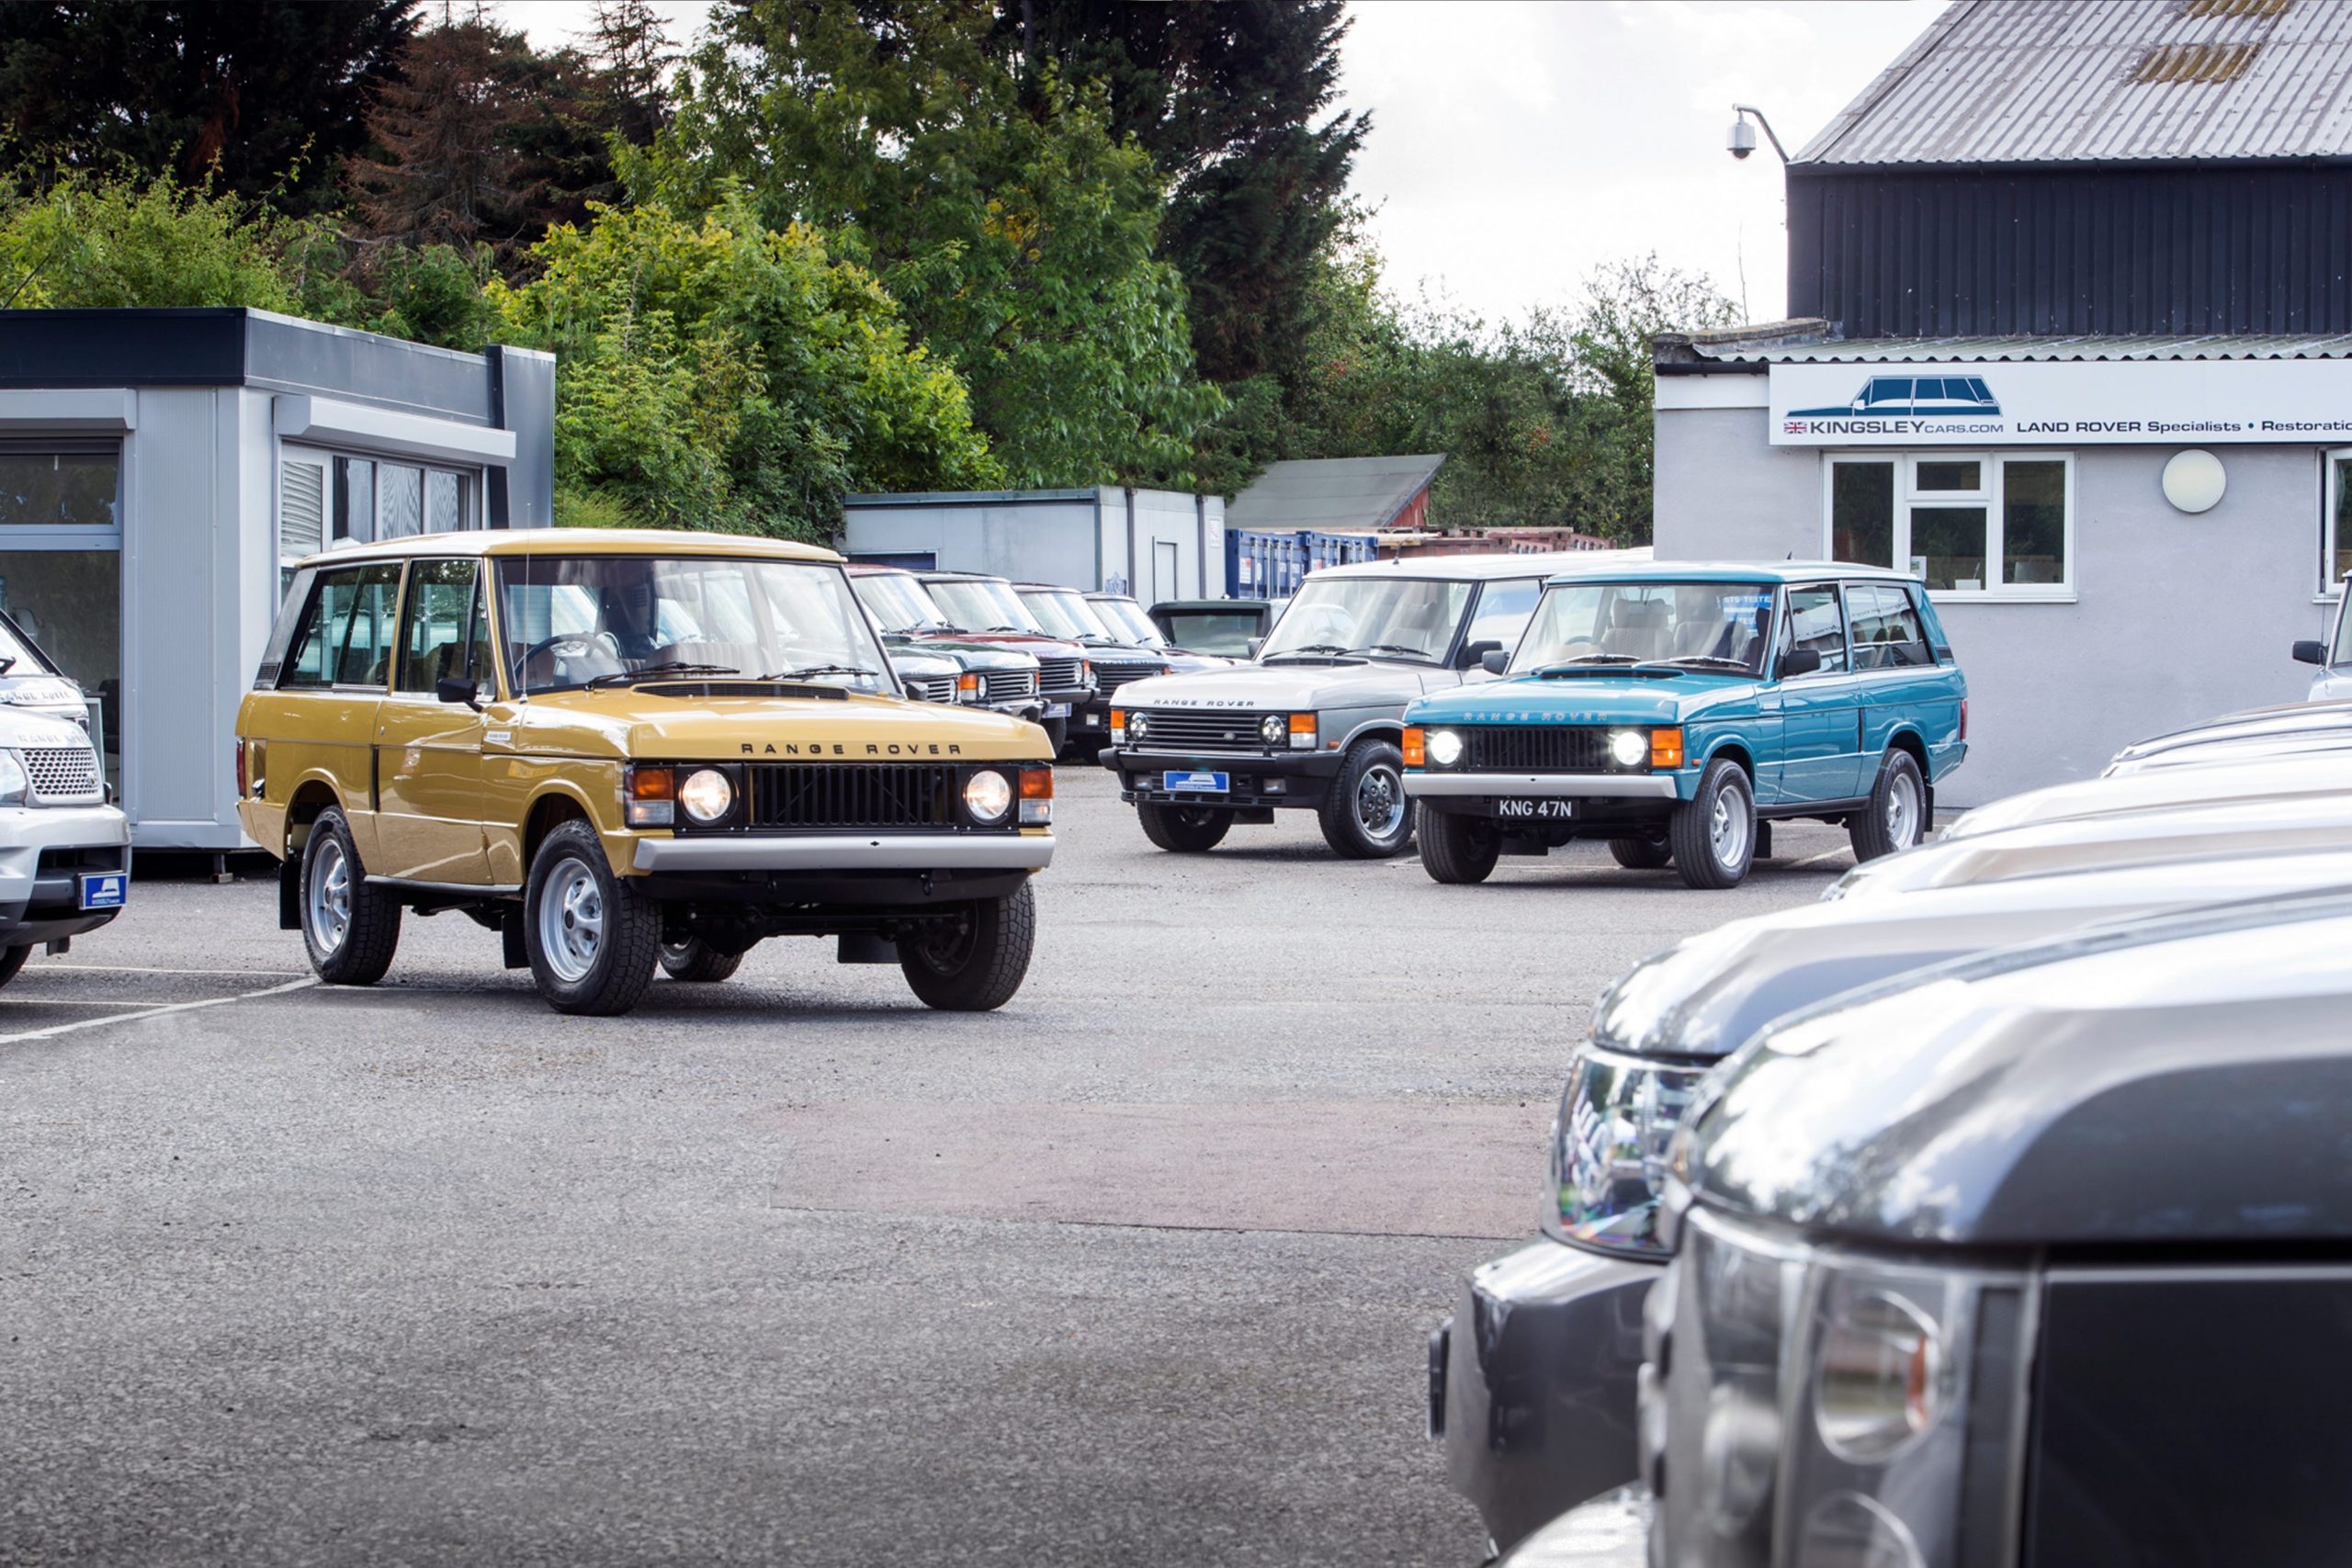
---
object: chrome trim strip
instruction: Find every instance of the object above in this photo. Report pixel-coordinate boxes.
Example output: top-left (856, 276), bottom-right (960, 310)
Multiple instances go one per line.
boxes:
top-left (631, 834), bottom-right (1054, 873)
top-left (1404, 773), bottom-right (1679, 800)
top-left (367, 877), bottom-right (524, 896)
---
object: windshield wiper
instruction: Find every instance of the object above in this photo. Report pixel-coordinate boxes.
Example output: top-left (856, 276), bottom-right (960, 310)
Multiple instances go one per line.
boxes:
top-left (584, 660), bottom-right (741, 687)
top-left (984, 625), bottom-right (1032, 634)
top-left (1350, 643), bottom-right (1434, 661)
top-left (1661, 656), bottom-right (1753, 671)
top-left (1272, 642), bottom-right (1352, 656)
top-left (1533, 656), bottom-right (1641, 675)
top-left (758, 664), bottom-right (877, 682)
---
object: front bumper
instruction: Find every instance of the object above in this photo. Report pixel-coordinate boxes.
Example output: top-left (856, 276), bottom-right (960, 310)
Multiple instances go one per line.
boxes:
top-left (1495, 1486), bottom-right (1652, 1568)
top-left (1441, 1237), bottom-right (1661, 1553)
top-left (0, 803), bottom-right (132, 946)
top-left (1102, 744), bottom-right (1344, 809)
top-left (632, 832), bottom-right (1054, 874)
top-left (1406, 773), bottom-right (1680, 801)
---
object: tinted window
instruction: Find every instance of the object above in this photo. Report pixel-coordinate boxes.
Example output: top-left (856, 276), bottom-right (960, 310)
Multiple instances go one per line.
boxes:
top-left (282, 562), bottom-right (401, 689)
top-left (1462, 579), bottom-right (1541, 656)
top-left (1846, 582), bottom-right (1933, 670)
top-left (1783, 585), bottom-right (1848, 674)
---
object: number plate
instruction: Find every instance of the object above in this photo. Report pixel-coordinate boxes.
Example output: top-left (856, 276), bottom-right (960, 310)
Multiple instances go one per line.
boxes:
top-left (1496, 797), bottom-right (1575, 820)
top-left (1165, 771), bottom-right (1230, 794)
top-left (1044, 702), bottom-right (1071, 718)
top-left (78, 870), bottom-right (128, 910)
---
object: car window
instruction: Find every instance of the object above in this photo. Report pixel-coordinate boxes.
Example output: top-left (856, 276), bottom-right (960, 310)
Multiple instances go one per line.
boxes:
top-left (1260, 577), bottom-right (1472, 661)
top-left (282, 562), bottom-right (401, 689)
top-left (1510, 581), bottom-right (1775, 673)
top-left (394, 558), bottom-right (483, 694)
top-left (1783, 585), bottom-right (1849, 674)
top-left (1462, 579), bottom-right (1541, 655)
top-left (924, 578), bottom-right (1046, 635)
top-left (852, 572), bottom-right (949, 632)
top-left (1089, 597), bottom-right (1166, 647)
top-left (1160, 610), bottom-right (1259, 655)
top-left (1847, 582), bottom-right (1934, 670)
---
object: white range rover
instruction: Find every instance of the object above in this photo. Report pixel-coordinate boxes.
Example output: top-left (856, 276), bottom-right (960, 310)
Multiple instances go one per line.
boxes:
top-left (0, 709), bottom-right (128, 987)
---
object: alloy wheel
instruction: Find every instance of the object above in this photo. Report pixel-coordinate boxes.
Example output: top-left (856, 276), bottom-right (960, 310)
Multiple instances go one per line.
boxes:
top-left (308, 837), bottom-right (351, 953)
top-left (1356, 762), bottom-right (1407, 840)
top-left (538, 855), bottom-right (605, 984)
top-left (1709, 781), bottom-right (1750, 868)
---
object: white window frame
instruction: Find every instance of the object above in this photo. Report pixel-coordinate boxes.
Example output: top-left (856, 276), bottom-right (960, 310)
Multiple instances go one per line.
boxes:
top-left (2323, 447), bottom-right (2352, 602)
top-left (277, 442), bottom-right (484, 558)
top-left (1822, 450), bottom-right (2075, 604)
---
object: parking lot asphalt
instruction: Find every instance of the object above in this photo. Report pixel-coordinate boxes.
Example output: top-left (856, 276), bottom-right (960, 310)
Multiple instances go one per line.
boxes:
top-left (0, 765), bottom-right (1853, 1567)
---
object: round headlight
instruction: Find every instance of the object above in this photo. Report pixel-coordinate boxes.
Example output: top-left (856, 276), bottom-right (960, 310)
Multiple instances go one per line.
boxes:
top-left (964, 769), bottom-right (1013, 822)
top-left (678, 768), bottom-right (734, 823)
top-left (1427, 728), bottom-right (1464, 767)
top-left (1128, 712), bottom-right (1150, 742)
top-left (1609, 728), bottom-right (1649, 768)
top-left (1259, 714), bottom-right (1287, 745)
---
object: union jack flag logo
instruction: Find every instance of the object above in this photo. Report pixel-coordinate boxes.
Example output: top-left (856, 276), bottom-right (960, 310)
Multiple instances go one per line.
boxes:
top-left (1782, 420), bottom-right (1808, 434)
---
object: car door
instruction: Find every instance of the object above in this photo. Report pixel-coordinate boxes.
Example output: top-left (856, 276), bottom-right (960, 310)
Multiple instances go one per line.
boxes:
top-left (1773, 582), bottom-right (1867, 802)
top-left (373, 558), bottom-right (495, 885)
top-left (267, 560), bottom-right (401, 867)
top-left (1844, 581), bottom-right (1947, 779)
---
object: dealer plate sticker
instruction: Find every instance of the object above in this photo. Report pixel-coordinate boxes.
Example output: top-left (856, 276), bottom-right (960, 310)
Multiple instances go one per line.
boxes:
top-left (78, 871), bottom-right (128, 910)
top-left (1496, 797), bottom-right (1574, 820)
top-left (1044, 702), bottom-right (1071, 718)
top-left (1165, 771), bottom-right (1229, 794)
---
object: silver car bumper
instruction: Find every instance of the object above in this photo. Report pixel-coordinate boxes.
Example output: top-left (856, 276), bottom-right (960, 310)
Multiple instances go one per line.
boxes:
top-left (1405, 773), bottom-right (1679, 800)
top-left (0, 802), bottom-right (131, 942)
top-left (632, 833), bottom-right (1055, 874)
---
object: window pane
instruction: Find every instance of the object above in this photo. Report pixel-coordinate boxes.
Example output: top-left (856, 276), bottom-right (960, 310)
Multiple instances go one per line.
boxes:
top-left (0, 451), bottom-right (119, 526)
top-left (1784, 586), bottom-right (1849, 672)
top-left (2335, 458), bottom-right (2352, 592)
top-left (1915, 459), bottom-right (1982, 492)
top-left (284, 564), bottom-right (399, 688)
top-left (2002, 460), bottom-right (2067, 585)
top-left (426, 469), bottom-right (463, 532)
top-left (1831, 462), bottom-right (1894, 567)
top-left (396, 559), bottom-right (479, 694)
top-left (1463, 579), bottom-right (1541, 653)
top-left (282, 458), bottom-right (325, 560)
top-left (379, 464), bottom-right (424, 539)
top-left (1848, 583), bottom-right (1933, 670)
top-left (1911, 506), bottom-right (1988, 592)
top-left (336, 458), bottom-right (375, 543)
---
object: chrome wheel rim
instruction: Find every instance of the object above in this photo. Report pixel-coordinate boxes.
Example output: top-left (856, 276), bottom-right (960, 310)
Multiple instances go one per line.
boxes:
top-left (538, 856), bottom-right (605, 984)
top-left (1709, 782), bottom-right (1750, 868)
top-left (308, 836), bottom-right (350, 953)
top-left (1357, 762), bottom-right (1407, 840)
top-left (1886, 770), bottom-right (1921, 848)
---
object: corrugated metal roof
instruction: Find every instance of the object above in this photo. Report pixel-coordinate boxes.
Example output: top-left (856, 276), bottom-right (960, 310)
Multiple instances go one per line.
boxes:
top-left (1677, 332), bottom-right (2352, 364)
top-left (1226, 454), bottom-right (1447, 533)
top-left (1795, 0), bottom-right (2352, 166)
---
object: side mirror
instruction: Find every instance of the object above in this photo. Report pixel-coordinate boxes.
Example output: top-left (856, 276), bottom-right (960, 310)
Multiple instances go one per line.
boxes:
top-left (1779, 647), bottom-right (1824, 680)
top-left (1246, 637), bottom-right (1266, 660)
top-left (1479, 649), bottom-right (1510, 675)
top-left (2292, 638), bottom-right (2329, 667)
top-left (436, 675), bottom-right (484, 709)
top-left (1459, 638), bottom-right (1502, 671)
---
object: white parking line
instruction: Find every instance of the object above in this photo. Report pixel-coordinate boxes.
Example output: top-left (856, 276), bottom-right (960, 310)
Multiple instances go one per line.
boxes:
top-left (1785, 848), bottom-right (1851, 869)
top-left (0, 976), bottom-right (319, 1045)
top-left (39, 964), bottom-right (311, 978)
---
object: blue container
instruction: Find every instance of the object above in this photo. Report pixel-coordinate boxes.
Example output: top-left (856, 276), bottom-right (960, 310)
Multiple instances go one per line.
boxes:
top-left (1227, 528), bottom-right (1379, 598)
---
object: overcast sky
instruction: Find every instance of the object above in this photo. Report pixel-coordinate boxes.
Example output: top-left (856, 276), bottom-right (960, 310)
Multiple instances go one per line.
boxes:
top-left (504, 0), bottom-right (1946, 327)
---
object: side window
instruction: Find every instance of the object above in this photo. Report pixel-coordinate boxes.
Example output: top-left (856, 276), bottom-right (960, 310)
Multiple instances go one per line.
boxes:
top-left (1463, 579), bottom-right (1541, 656)
top-left (1783, 585), bottom-right (1849, 674)
top-left (466, 579), bottom-right (495, 690)
top-left (395, 559), bottom-right (481, 694)
top-left (280, 563), bottom-right (401, 689)
top-left (1847, 583), bottom-right (1933, 671)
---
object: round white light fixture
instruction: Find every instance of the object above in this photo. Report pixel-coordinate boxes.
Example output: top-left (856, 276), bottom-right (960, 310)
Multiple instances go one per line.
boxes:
top-left (2162, 448), bottom-right (2226, 514)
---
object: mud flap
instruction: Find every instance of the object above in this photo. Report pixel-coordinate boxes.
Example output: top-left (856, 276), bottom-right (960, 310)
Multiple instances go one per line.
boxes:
top-left (501, 909), bottom-right (529, 969)
top-left (278, 854), bottom-right (301, 931)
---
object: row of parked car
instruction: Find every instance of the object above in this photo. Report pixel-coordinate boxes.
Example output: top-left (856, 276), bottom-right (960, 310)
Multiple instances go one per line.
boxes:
top-left (1434, 694), bottom-right (2352, 1567)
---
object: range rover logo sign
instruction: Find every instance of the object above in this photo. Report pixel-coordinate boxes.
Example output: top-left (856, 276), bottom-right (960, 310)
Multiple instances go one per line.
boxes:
top-left (1769, 358), bottom-right (2352, 446)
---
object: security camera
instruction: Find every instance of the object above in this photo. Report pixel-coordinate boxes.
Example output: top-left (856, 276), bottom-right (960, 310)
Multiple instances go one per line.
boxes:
top-left (1727, 118), bottom-right (1757, 159)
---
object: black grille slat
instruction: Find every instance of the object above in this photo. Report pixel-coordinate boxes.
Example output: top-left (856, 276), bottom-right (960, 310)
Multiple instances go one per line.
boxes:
top-left (1460, 726), bottom-right (1611, 772)
top-left (1125, 710), bottom-right (1274, 751)
top-left (981, 670), bottom-right (1035, 702)
top-left (740, 763), bottom-right (958, 831)
top-left (1096, 664), bottom-right (1167, 695)
top-left (1036, 657), bottom-right (1084, 692)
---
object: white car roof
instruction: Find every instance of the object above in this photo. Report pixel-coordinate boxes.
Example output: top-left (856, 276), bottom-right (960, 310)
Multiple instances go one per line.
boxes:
top-left (1303, 547), bottom-right (1652, 583)
top-left (1945, 751), bottom-right (2352, 842)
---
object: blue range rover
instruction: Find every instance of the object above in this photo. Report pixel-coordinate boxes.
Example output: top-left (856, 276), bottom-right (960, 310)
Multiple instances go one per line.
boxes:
top-left (1400, 562), bottom-right (1966, 888)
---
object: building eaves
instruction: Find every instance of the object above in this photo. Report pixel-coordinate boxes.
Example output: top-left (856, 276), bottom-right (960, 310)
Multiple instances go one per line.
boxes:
top-left (1662, 332), bottom-right (2352, 369)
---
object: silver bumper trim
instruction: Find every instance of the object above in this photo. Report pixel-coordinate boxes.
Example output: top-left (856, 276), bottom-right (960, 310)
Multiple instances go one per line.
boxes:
top-left (1405, 773), bottom-right (1679, 800)
top-left (631, 834), bottom-right (1054, 874)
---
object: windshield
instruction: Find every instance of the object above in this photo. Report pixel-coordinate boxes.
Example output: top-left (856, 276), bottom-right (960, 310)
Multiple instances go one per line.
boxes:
top-left (0, 613), bottom-right (52, 675)
top-left (1020, 589), bottom-right (1114, 642)
top-left (1510, 581), bottom-right (1775, 674)
top-left (1259, 578), bottom-right (1472, 662)
top-left (852, 571), bottom-right (951, 633)
top-left (1088, 597), bottom-right (1167, 647)
top-left (496, 555), bottom-right (892, 695)
top-left (923, 577), bottom-right (1046, 636)
top-left (1159, 609), bottom-right (1259, 655)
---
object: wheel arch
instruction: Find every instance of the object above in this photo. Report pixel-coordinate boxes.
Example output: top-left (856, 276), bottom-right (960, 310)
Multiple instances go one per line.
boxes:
top-left (523, 786), bottom-right (595, 868)
top-left (1701, 739), bottom-right (1757, 781)
top-left (283, 776), bottom-right (342, 855)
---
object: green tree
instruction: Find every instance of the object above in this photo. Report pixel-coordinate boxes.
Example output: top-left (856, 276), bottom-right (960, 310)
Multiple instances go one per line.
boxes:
top-left (489, 197), bottom-right (1001, 537)
top-left (634, 0), bottom-right (1223, 490)
top-left (0, 2), bottom-right (414, 216)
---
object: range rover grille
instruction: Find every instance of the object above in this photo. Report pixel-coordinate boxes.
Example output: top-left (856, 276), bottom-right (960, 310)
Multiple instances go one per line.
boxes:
top-left (980, 669), bottom-right (1037, 702)
top-left (1035, 657), bottom-right (1086, 694)
top-left (23, 746), bottom-right (101, 801)
top-left (1460, 726), bottom-right (1611, 772)
top-left (904, 675), bottom-right (957, 704)
top-left (746, 763), bottom-right (957, 831)
top-left (1095, 663), bottom-right (1169, 696)
top-left (1126, 711), bottom-right (1273, 751)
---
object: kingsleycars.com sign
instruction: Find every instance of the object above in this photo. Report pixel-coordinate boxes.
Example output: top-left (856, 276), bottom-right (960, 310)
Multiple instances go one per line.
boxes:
top-left (1769, 358), bottom-right (2352, 446)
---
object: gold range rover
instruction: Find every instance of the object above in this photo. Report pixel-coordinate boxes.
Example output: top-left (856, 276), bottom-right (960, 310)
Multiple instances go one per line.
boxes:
top-left (236, 530), bottom-right (1056, 1016)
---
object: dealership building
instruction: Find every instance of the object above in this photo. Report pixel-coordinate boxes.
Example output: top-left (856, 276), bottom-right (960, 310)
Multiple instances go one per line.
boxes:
top-left (0, 308), bottom-right (553, 851)
top-left (1655, 0), bottom-right (2352, 802)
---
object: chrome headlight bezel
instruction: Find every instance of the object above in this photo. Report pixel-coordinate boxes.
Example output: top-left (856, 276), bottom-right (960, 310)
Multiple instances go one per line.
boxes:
top-left (962, 767), bottom-right (1013, 825)
top-left (1546, 1042), bottom-right (1712, 1259)
top-left (678, 767), bottom-right (736, 825)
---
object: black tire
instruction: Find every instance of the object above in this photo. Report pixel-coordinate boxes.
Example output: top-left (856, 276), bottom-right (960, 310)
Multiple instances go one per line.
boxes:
top-left (1068, 733), bottom-right (1108, 762)
top-left (1318, 737), bottom-right (1415, 859)
top-left (1418, 805), bottom-right (1499, 885)
top-left (300, 807), bottom-right (402, 985)
top-left (1849, 749), bottom-right (1929, 862)
top-left (899, 882), bottom-right (1035, 1011)
top-left (523, 819), bottom-right (661, 1016)
top-left (1608, 836), bottom-right (1673, 871)
top-left (1137, 800), bottom-right (1231, 852)
top-left (1040, 716), bottom-right (1069, 754)
top-left (661, 936), bottom-right (745, 983)
top-left (0, 944), bottom-right (31, 992)
top-left (1670, 758), bottom-right (1757, 890)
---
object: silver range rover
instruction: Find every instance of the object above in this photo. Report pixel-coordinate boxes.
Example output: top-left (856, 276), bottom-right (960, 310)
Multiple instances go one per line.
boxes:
top-left (1100, 552), bottom-right (1643, 858)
